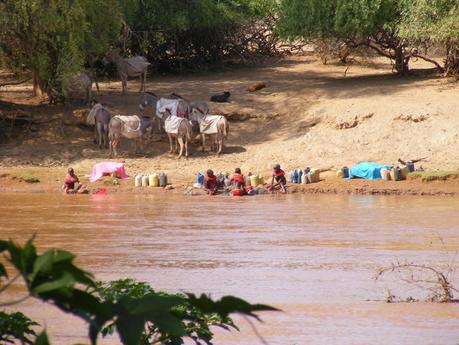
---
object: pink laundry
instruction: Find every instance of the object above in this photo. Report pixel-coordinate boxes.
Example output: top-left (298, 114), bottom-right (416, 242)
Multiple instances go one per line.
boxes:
top-left (86, 162), bottom-right (129, 183)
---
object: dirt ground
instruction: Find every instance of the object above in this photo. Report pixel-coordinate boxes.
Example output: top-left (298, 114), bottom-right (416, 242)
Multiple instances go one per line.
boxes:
top-left (1, 55), bottom-right (459, 195)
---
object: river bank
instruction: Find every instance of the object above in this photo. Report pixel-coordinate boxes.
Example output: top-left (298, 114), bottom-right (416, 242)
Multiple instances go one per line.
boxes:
top-left (1, 164), bottom-right (458, 196)
top-left (2, 55), bottom-right (459, 197)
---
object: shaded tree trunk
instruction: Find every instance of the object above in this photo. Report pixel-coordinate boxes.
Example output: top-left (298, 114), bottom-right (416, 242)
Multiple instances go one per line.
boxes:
top-left (445, 44), bottom-right (459, 76)
top-left (32, 70), bottom-right (43, 97)
top-left (394, 47), bottom-right (409, 76)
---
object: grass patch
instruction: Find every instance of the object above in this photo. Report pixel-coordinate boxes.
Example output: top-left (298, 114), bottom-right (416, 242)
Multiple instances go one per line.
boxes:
top-left (9, 169), bottom-right (41, 183)
top-left (20, 173), bottom-right (40, 183)
top-left (408, 170), bottom-right (459, 182)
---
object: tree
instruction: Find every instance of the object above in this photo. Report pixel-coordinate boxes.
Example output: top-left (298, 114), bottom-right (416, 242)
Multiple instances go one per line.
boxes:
top-left (0, 0), bottom-right (121, 96)
top-left (277, 0), bottom-right (434, 75)
top-left (0, 236), bottom-right (276, 344)
top-left (115, 0), bottom-right (279, 71)
top-left (399, 0), bottom-right (459, 75)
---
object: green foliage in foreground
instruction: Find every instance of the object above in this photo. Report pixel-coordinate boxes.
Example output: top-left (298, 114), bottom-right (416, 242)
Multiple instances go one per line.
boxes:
top-left (96, 279), bottom-right (239, 344)
top-left (0, 311), bottom-right (38, 344)
top-left (0, 237), bottom-right (277, 345)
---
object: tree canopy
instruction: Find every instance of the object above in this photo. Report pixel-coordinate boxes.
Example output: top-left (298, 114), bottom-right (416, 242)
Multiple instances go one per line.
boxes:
top-left (277, 0), bottom-right (459, 75)
top-left (0, 0), bottom-right (121, 95)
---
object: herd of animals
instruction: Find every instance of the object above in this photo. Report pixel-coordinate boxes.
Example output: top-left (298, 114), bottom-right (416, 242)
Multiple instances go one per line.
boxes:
top-left (89, 92), bottom-right (229, 159)
top-left (62, 50), bottom-right (230, 159)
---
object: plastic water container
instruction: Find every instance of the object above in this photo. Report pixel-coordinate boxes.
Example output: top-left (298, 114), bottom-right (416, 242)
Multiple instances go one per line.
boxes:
top-left (292, 170), bottom-right (298, 184)
top-left (141, 175), bottom-right (149, 187)
top-left (196, 172), bottom-right (204, 185)
top-left (257, 175), bottom-right (264, 186)
top-left (149, 173), bottom-right (159, 187)
top-left (250, 175), bottom-right (259, 187)
top-left (406, 161), bottom-right (415, 172)
top-left (310, 169), bottom-right (320, 183)
top-left (301, 173), bottom-right (307, 184)
top-left (400, 167), bottom-right (409, 180)
top-left (296, 169), bottom-right (303, 184)
top-left (390, 167), bottom-right (402, 181)
top-left (245, 175), bottom-right (251, 187)
top-left (336, 170), bottom-right (343, 178)
top-left (341, 166), bottom-right (349, 179)
top-left (380, 168), bottom-right (390, 181)
top-left (135, 174), bottom-right (143, 187)
top-left (288, 171), bottom-right (294, 183)
top-left (159, 172), bottom-right (168, 187)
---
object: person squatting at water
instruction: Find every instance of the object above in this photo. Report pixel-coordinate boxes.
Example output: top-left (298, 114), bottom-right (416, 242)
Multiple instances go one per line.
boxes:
top-left (271, 164), bottom-right (287, 193)
top-left (204, 169), bottom-right (218, 195)
top-left (62, 167), bottom-right (89, 194)
top-left (230, 168), bottom-right (246, 196)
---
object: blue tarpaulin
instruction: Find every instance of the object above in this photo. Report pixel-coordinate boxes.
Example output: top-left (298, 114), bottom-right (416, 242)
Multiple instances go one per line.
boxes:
top-left (349, 162), bottom-right (392, 180)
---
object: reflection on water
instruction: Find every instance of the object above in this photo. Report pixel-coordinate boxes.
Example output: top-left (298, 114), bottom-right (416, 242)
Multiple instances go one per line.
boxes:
top-left (1, 193), bottom-right (459, 344)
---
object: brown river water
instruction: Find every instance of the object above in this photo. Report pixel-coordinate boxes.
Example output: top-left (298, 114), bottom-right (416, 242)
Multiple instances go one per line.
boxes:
top-left (1, 193), bottom-right (459, 345)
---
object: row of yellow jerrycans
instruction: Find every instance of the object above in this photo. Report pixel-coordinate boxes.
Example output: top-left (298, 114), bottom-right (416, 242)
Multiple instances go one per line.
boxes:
top-left (380, 167), bottom-right (409, 181)
top-left (248, 174), bottom-right (265, 187)
top-left (135, 173), bottom-right (168, 187)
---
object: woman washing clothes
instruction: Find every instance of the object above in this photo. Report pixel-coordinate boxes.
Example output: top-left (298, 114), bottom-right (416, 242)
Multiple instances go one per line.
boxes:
top-left (62, 167), bottom-right (88, 194)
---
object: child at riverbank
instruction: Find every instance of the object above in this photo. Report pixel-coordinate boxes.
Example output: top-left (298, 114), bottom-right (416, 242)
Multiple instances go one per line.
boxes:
top-left (271, 164), bottom-right (287, 193)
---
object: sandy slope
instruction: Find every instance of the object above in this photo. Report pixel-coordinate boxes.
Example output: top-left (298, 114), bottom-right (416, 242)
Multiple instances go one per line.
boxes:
top-left (1, 55), bottom-right (458, 184)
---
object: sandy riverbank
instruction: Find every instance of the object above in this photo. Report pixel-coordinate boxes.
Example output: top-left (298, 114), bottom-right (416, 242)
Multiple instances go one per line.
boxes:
top-left (1, 55), bottom-right (459, 196)
top-left (1, 164), bottom-right (458, 196)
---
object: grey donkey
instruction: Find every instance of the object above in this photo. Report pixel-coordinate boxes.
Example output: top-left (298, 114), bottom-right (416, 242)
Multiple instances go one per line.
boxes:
top-left (107, 50), bottom-right (150, 95)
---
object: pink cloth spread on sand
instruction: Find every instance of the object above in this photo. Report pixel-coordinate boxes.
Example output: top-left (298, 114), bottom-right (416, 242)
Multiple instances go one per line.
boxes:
top-left (87, 162), bottom-right (129, 183)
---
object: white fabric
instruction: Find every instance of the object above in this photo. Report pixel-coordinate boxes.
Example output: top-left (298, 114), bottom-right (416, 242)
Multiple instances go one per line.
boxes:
top-left (86, 103), bottom-right (104, 126)
top-left (115, 115), bottom-right (141, 139)
top-left (164, 116), bottom-right (184, 134)
top-left (199, 115), bottom-right (223, 134)
top-left (156, 98), bottom-right (180, 118)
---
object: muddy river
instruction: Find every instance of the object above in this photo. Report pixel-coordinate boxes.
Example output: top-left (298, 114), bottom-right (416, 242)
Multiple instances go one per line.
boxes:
top-left (1, 193), bottom-right (459, 345)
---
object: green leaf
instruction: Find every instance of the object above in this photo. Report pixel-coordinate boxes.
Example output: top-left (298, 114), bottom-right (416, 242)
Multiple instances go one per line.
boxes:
top-left (33, 331), bottom-right (50, 345)
top-left (52, 250), bottom-right (75, 263)
top-left (0, 263), bottom-right (7, 279)
top-left (0, 311), bottom-right (38, 345)
top-left (0, 240), bottom-right (8, 253)
top-left (32, 272), bottom-right (75, 295)
top-left (118, 294), bottom-right (187, 336)
top-left (115, 314), bottom-right (146, 345)
top-left (29, 251), bottom-right (54, 283)
top-left (186, 294), bottom-right (279, 320)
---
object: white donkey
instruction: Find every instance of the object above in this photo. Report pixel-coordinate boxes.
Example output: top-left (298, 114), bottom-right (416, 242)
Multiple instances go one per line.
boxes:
top-left (189, 109), bottom-right (229, 155)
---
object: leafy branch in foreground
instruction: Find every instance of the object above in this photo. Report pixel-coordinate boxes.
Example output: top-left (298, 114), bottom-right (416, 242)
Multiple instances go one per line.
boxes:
top-left (0, 311), bottom-right (38, 344)
top-left (0, 237), bottom-right (277, 345)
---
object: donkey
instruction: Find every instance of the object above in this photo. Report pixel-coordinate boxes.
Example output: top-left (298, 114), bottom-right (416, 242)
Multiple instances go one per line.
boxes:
top-left (164, 113), bottom-right (193, 159)
top-left (169, 93), bottom-right (209, 116)
top-left (108, 50), bottom-right (150, 95)
top-left (50, 72), bottom-right (93, 105)
top-left (88, 102), bottom-right (111, 148)
top-left (108, 115), bottom-right (153, 157)
top-left (189, 110), bottom-right (229, 155)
